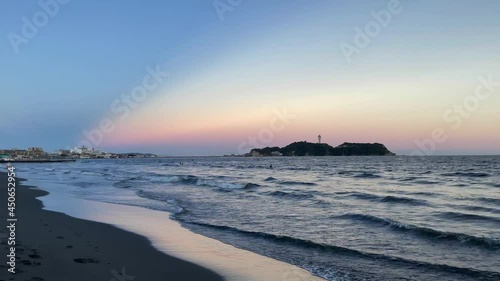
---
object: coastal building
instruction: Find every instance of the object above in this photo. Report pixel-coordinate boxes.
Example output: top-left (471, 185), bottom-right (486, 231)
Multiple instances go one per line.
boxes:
top-left (71, 146), bottom-right (100, 155)
top-left (71, 146), bottom-right (88, 154)
top-left (56, 149), bottom-right (71, 156)
top-left (250, 150), bottom-right (263, 157)
top-left (27, 147), bottom-right (46, 157)
top-left (1, 146), bottom-right (156, 160)
top-left (0, 149), bottom-right (29, 159)
top-left (69, 146), bottom-right (116, 158)
top-left (0, 154), bottom-right (11, 160)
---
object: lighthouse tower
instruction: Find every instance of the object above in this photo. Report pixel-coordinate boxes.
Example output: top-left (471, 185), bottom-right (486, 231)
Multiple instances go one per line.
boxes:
top-left (318, 135), bottom-right (322, 144)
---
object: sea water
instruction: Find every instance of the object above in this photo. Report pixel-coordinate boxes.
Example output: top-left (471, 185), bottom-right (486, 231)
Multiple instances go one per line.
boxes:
top-left (14, 156), bottom-right (500, 281)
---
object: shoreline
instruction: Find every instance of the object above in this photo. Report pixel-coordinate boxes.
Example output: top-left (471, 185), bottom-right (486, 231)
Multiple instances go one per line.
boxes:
top-left (0, 171), bottom-right (326, 281)
top-left (0, 171), bottom-right (223, 281)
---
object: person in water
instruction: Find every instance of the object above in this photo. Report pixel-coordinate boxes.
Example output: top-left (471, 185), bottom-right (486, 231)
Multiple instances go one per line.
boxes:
top-left (269, 164), bottom-right (273, 169)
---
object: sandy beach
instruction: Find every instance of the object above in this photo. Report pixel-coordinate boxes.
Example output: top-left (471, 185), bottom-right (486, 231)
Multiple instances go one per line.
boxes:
top-left (0, 171), bottom-right (224, 281)
top-left (3, 1), bottom-right (499, 280)
top-left (0, 169), bottom-right (327, 281)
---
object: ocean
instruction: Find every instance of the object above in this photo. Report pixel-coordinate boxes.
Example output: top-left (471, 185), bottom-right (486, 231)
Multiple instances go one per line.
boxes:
top-left (14, 156), bottom-right (500, 281)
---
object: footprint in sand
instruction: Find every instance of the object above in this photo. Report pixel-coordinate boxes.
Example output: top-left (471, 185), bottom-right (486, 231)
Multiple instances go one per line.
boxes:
top-left (29, 253), bottom-right (41, 259)
top-left (74, 258), bottom-right (100, 264)
top-left (30, 249), bottom-right (40, 255)
top-left (20, 260), bottom-right (32, 265)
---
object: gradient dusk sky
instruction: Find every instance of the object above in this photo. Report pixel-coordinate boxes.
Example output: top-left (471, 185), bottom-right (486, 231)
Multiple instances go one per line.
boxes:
top-left (1, 0), bottom-right (500, 155)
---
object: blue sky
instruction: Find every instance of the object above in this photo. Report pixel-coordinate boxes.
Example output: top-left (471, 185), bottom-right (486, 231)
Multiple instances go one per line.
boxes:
top-left (1, 0), bottom-right (500, 155)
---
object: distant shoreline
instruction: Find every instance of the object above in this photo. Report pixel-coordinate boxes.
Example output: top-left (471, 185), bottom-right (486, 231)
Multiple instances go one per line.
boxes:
top-left (0, 159), bottom-right (76, 163)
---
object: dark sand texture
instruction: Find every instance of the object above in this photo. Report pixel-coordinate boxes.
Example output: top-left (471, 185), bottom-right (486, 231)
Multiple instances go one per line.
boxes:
top-left (0, 171), bottom-right (224, 281)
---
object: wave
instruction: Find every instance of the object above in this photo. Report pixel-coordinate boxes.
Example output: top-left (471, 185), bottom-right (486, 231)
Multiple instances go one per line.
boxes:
top-left (196, 179), bottom-right (247, 190)
top-left (72, 182), bottom-right (94, 188)
top-left (79, 170), bottom-right (102, 176)
top-left (176, 175), bottom-right (200, 185)
top-left (335, 191), bottom-right (381, 201)
top-left (279, 181), bottom-right (317, 186)
top-left (438, 212), bottom-right (500, 224)
top-left (414, 180), bottom-right (441, 185)
top-left (308, 199), bottom-right (331, 207)
top-left (113, 180), bottom-right (133, 189)
top-left (267, 190), bottom-right (314, 199)
top-left (397, 177), bottom-right (439, 185)
top-left (149, 174), bottom-right (259, 190)
top-left (235, 165), bottom-right (269, 169)
top-left (214, 175), bottom-right (231, 179)
top-left (336, 192), bottom-right (429, 206)
top-left (380, 195), bottom-right (428, 206)
top-left (399, 176), bottom-right (418, 181)
top-left (338, 170), bottom-right (381, 178)
top-left (354, 172), bottom-right (381, 179)
top-left (182, 220), bottom-right (371, 256)
top-left (243, 183), bottom-right (260, 189)
top-left (338, 213), bottom-right (500, 250)
top-left (442, 172), bottom-right (490, 178)
top-left (112, 176), bottom-right (145, 189)
top-left (450, 204), bottom-right (500, 215)
top-left (477, 197), bottom-right (500, 205)
top-left (407, 191), bottom-right (440, 196)
top-left (148, 174), bottom-right (198, 185)
top-left (136, 190), bottom-right (184, 214)
top-left (399, 177), bottom-right (441, 185)
top-left (182, 220), bottom-right (500, 279)
top-left (288, 167), bottom-right (311, 171)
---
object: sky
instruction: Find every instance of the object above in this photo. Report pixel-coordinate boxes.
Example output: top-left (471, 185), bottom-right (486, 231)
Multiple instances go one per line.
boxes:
top-left (1, 0), bottom-right (500, 156)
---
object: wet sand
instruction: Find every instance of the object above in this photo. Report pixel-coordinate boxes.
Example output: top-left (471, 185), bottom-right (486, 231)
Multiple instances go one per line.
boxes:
top-left (0, 171), bottom-right (224, 281)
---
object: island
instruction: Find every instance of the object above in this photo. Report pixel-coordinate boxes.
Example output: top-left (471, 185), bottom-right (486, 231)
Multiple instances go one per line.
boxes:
top-left (247, 141), bottom-right (396, 156)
